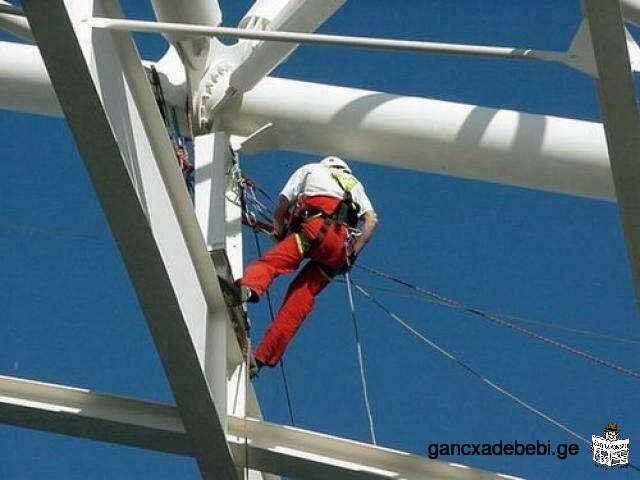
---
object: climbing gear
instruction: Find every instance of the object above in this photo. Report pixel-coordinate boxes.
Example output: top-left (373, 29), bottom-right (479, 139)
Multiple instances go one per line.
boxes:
top-left (287, 169), bottom-right (362, 266)
top-left (330, 171), bottom-right (361, 228)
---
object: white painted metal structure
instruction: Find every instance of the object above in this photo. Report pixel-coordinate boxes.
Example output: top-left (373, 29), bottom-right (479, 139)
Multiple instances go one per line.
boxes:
top-left (0, 0), bottom-right (639, 479)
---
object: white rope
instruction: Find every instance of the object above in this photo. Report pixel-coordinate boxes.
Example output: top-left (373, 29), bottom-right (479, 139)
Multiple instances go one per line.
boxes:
top-left (345, 271), bottom-right (377, 445)
top-left (353, 282), bottom-right (591, 446)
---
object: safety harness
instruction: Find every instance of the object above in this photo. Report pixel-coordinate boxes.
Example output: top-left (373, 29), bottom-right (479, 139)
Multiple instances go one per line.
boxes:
top-left (289, 169), bottom-right (362, 259)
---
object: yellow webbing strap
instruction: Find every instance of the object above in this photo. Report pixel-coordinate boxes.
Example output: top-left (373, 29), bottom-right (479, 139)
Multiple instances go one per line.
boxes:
top-left (294, 233), bottom-right (306, 257)
top-left (331, 171), bottom-right (359, 193)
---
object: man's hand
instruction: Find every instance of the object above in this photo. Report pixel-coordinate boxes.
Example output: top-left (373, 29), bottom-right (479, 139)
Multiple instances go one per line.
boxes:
top-left (273, 195), bottom-right (291, 242)
top-left (352, 211), bottom-right (378, 257)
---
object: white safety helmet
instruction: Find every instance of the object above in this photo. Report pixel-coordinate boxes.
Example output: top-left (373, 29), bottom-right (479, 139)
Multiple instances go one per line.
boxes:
top-left (320, 156), bottom-right (352, 174)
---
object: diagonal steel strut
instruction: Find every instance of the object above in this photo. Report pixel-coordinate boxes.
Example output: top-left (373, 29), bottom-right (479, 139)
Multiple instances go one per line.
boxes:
top-left (21, 1), bottom-right (238, 478)
top-left (583, 0), bottom-right (640, 308)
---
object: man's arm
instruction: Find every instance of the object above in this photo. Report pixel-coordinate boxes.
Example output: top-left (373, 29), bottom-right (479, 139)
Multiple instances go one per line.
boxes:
top-left (352, 211), bottom-right (378, 256)
top-left (273, 195), bottom-right (291, 240)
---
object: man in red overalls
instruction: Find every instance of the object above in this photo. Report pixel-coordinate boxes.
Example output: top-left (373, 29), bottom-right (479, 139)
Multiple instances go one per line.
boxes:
top-left (239, 156), bottom-right (378, 377)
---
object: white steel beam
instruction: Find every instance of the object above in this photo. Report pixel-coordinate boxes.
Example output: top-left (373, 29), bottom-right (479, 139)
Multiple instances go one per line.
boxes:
top-left (0, 1), bottom-right (33, 42)
top-left (0, 375), bottom-right (190, 456)
top-left (0, 43), bottom-right (617, 201)
top-left (228, 417), bottom-right (521, 480)
top-left (89, 17), bottom-right (565, 63)
top-left (21, 1), bottom-right (238, 478)
top-left (0, 2), bottom-right (20, 15)
top-left (149, 0), bottom-right (221, 96)
top-left (0, 375), bottom-right (518, 480)
top-left (220, 76), bottom-right (614, 200)
top-left (621, 0), bottom-right (640, 26)
top-left (93, 3), bottom-right (266, 448)
top-left (194, 133), bottom-right (241, 438)
top-left (0, 41), bottom-right (60, 115)
top-left (583, 0), bottom-right (640, 305)
top-left (195, 133), bottom-right (244, 278)
top-left (230, 0), bottom-right (347, 94)
top-left (0, 42), bottom-right (615, 200)
top-left (149, 0), bottom-right (221, 38)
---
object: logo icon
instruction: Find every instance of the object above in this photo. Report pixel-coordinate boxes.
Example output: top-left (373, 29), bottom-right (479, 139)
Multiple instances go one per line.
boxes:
top-left (592, 423), bottom-right (630, 468)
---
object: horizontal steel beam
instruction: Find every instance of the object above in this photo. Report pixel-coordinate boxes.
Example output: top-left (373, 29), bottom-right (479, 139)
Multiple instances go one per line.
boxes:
top-left (622, 0), bottom-right (640, 26)
top-left (0, 41), bottom-right (59, 115)
top-left (0, 375), bottom-right (519, 480)
top-left (221, 76), bottom-right (614, 200)
top-left (89, 17), bottom-right (565, 62)
top-left (0, 2), bottom-right (22, 16)
top-left (0, 375), bottom-right (190, 455)
top-left (0, 1), bottom-right (33, 42)
top-left (0, 44), bottom-right (614, 201)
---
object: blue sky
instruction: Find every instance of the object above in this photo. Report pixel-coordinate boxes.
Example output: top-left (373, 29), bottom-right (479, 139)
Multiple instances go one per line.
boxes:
top-left (1, 1), bottom-right (638, 479)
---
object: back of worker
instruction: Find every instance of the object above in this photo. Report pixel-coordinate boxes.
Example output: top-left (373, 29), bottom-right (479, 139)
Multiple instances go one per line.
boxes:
top-left (281, 162), bottom-right (373, 218)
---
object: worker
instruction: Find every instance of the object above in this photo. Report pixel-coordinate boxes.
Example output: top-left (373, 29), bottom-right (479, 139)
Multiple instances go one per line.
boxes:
top-left (238, 156), bottom-right (378, 377)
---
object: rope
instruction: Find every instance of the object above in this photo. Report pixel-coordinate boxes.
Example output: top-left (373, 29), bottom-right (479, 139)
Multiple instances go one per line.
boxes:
top-left (494, 313), bottom-right (640, 347)
top-left (242, 174), bottom-right (278, 207)
top-left (243, 334), bottom-right (252, 479)
top-left (356, 279), bottom-right (640, 474)
top-left (233, 177), bottom-right (640, 472)
top-left (357, 263), bottom-right (640, 382)
top-left (252, 212), bottom-right (296, 427)
top-left (355, 281), bottom-right (640, 474)
top-left (338, 280), bottom-right (640, 347)
top-left (344, 271), bottom-right (377, 445)
top-left (353, 282), bottom-right (592, 444)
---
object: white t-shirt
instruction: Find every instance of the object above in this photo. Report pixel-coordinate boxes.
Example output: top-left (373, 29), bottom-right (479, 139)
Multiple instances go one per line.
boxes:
top-left (280, 163), bottom-right (374, 216)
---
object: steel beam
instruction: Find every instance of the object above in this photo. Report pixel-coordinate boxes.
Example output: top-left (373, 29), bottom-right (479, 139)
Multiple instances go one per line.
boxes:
top-left (195, 133), bottom-right (244, 278)
top-left (230, 0), bottom-right (347, 94)
top-left (149, 0), bottom-right (221, 89)
top-left (0, 36), bottom-right (618, 201)
top-left (621, 0), bottom-right (640, 26)
top-left (0, 1), bottom-right (33, 42)
top-left (583, 0), bottom-right (640, 306)
top-left (0, 41), bottom-right (60, 115)
top-left (194, 133), bottom-right (238, 435)
top-left (228, 417), bottom-right (519, 480)
top-left (0, 2), bottom-right (21, 15)
top-left (220, 76), bottom-right (614, 200)
top-left (0, 375), bottom-right (190, 455)
top-left (21, 1), bottom-right (237, 478)
top-left (0, 375), bottom-right (518, 480)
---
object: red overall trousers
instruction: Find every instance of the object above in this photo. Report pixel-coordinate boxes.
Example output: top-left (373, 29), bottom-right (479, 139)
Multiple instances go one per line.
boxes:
top-left (240, 196), bottom-right (348, 367)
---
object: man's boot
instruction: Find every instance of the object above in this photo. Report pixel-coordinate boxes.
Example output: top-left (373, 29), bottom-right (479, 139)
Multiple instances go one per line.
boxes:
top-left (218, 275), bottom-right (256, 306)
